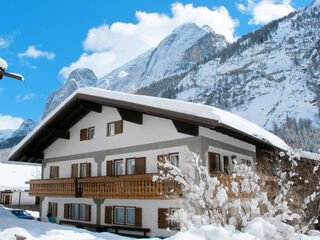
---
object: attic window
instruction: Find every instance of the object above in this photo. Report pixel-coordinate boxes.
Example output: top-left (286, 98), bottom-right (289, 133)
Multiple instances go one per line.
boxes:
top-left (80, 127), bottom-right (95, 141)
top-left (107, 120), bottom-right (123, 136)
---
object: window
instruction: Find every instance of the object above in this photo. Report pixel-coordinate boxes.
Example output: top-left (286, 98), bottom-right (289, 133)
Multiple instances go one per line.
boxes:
top-left (158, 208), bottom-right (180, 230)
top-left (126, 158), bottom-right (135, 175)
top-left (114, 160), bottom-right (124, 176)
top-left (80, 163), bottom-right (91, 178)
top-left (126, 207), bottom-right (135, 225)
top-left (80, 127), bottom-right (95, 141)
top-left (107, 120), bottom-right (123, 136)
top-left (241, 159), bottom-right (252, 167)
top-left (48, 202), bottom-right (57, 217)
top-left (223, 156), bottom-right (229, 173)
top-left (169, 153), bottom-right (179, 167)
top-left (65, 204), bottom-right (91, 221)
top-left (72, 204), bottom-right (79, 219)
top-left (108, 206), bottom-right (142, 226)
top-left (208, 152), bottom-right (221, 173)
top-left (169, 208), bottom-right (180, 230)
top-left (108, 122), bottom-right (115, 136)
top-left (88, 127), bottom-right (95, 140)
top-left (50, 166), bottom-right (59, 179)
top-left (114, 207), bottom-right (125, 224)
top-left (79, 204), bottom-right (86, 220)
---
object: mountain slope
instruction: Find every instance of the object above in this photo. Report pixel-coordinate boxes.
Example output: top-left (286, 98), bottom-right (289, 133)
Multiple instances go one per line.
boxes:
top-left (98, 23), bottom-right (227, 92)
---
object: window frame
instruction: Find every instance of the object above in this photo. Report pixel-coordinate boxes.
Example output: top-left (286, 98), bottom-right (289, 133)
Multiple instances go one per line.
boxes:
top-left (126, 158), bottom-right (136, 175)
top-left (107, 122), bottom-right (116, 136)
top-left (88, 127), bottom-right (95, 140)
top-left (69, 203), bottom-right (90, 221)
top-left (49, 166), bottom-right (59, 179)
top-left (113, 206), bottom-right (137, 226)
top-left (169, 153), bottom-right (179, 167)
top-left (114, 159), bottom-right (124, 176)
top-left (114, 206), bottom-right (125, 225)
top-left (80, 163), bottom-right (91, 178)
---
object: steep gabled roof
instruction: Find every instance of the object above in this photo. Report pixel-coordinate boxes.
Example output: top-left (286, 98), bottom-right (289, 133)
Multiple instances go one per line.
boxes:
top-left (8, 87), bottom-right (290, 163)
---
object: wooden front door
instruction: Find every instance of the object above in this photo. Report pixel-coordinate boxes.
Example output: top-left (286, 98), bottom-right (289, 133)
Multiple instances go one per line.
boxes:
top-left (4, 195), bottom-right (10, 205)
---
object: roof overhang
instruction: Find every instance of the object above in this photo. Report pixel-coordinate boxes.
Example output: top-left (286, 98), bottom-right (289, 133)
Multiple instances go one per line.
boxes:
top-left (9, 89), bottom-right (278, 163)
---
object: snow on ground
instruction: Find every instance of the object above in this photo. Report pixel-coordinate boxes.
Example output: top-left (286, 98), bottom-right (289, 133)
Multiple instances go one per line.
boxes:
top-left (0, 163), bottom-right (41, 190)
top-left (1, 205), bottom-right (320, 240)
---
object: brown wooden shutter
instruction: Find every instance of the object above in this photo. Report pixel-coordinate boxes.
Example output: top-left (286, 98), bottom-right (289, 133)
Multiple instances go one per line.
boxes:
top-left (71, 164), bottom-right (78, 178)
top-left (135, 157), bottom-right (146, 174)
top-left (64, 204), bottom-right (70, 219)
top-left (105, 206), bottom-right (112, 224)
top-left (208, 152), bottom-right (216, 173)
top-left (158, 208), bottom-right (168, 229)
top-left (52, 203), bottom-right (58, 217)
top-left (115, 120), bottom-right (123, 134)
top-left (107, 161), bottom-right (113, 176)
top-left (86, 163), bottom-right (91, 177)
top-left (53, 166), bottom-right (59, 178)
top-left (80, 128), bottom-right (88, 141)
top-left (135, 207), bottom-right (142, 227)
top-left (50, 166), bottom-right (54, 178)
top-left (85, 205), bottom-right (91, 221)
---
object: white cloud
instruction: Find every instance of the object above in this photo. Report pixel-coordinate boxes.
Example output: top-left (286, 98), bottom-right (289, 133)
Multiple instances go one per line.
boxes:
top-left (60, 2), bottom-right (238, 79)
top-left (238, 0), bottom-right (294, 25)
top-left (0, 37), bottom-right (10, 48)
top-left (15, 93), bottom-right (35, 102)
top-left (18, 45), bottom-right (55, 60)
top-left (0, 115), bottom-right (23, 130)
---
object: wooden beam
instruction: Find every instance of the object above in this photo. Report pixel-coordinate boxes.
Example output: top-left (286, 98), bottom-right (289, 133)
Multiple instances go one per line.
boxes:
top-left (22, 151), bottom-right (44, 159)
top-left (0, 71), bottom-right (24, 81)
top-left (47, 127), bottom-right (70, 139)
top-left (172, 120), bottom-right (199, 136)
top-left (117, 107), bottom-right (143, 124)
top-left (79, 100), bottom-right (102, 113)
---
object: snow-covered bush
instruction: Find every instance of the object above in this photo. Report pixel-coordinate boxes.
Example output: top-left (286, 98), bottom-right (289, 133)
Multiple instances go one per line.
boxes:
top-left (154, 149), bottom-right (320, 234)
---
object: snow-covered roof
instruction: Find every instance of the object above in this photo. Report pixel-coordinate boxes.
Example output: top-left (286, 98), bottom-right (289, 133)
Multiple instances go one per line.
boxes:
top-left (9, 87), bottom-right (291, 162)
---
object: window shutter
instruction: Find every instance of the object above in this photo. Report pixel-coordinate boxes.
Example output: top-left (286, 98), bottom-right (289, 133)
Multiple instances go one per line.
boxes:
top-left (208, 152), bottom-right (216, 173)
top-left (158, 208), bottom-right (168, 229)
top-left (71, 164), bottom-right (78, 178)
top-left (53, 203), bottom-right (58, 217)
top-left (86, 163), bottom-right (91, 177)
top-left (135, 207), bottom-right (142, 227)
top-left (107, 161), bottom-right (113, 176)
top-left (135, 157), bottom-right (146, 174)
top-left (56, 166), bottom-right (59, 178)
top-left (64, 204), bottom-right (70, 219)
top-left (115, 120), bottom-right (123, 134)
top-left (80, 128), bottom-right (88, 141)
top-left (85, 205), bottom-right (91, 221)
top-left (105, 206), bottom-right (112, 224)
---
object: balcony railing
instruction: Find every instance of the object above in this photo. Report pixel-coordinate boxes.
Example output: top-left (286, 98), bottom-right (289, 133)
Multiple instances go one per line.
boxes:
top-left (26, 174), bottom-right (180, 199)
top-left (26, 178), bottom-right (77, 198)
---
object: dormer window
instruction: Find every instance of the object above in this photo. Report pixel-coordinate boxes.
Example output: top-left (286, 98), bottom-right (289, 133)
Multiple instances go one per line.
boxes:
top-left (80, 127), bottom-right (95, 141)
top-left (107, 120), bottom-right (123, 136)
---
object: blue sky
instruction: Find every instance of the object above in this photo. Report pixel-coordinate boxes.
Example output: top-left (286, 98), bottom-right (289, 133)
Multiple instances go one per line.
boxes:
top-left (0, 0), bottom-right (313, 129)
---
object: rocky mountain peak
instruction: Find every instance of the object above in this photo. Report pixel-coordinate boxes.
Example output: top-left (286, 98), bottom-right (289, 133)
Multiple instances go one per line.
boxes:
top-left (12, 119), bottom-right (36, 138)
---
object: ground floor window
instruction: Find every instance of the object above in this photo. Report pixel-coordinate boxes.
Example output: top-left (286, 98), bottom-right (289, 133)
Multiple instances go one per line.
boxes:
top-left (114, 207), bottom-right (125, 224)
top-left (105, 206), bottom-right (142, 227)
top-left (64, 203), bottom-right (91, 221)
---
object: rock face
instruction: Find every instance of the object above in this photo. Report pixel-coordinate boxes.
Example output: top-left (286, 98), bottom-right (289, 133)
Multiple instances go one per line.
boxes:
top-left (12, 118), bottom-right (36, 138)
top-left (98, 23), bottom-right (227, 92)
top-left (40, 68), bottom-right (98, 120)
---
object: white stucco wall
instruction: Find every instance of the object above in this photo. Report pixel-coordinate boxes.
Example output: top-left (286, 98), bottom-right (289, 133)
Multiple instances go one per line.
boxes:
top-left (199, 126), bottom-right (256, 153)
top-left (44, 106), bottom-right (189, 159)
top-left (42, 197), bottom-right (97, 225)
top-left (11, 191), bottom-right (35, 205)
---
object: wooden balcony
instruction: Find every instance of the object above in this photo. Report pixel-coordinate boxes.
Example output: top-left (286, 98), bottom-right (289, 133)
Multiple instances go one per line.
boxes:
top-left (26, 178), bottom-right (77, 198)
top-left (27, 174), bottom-right (180, 199)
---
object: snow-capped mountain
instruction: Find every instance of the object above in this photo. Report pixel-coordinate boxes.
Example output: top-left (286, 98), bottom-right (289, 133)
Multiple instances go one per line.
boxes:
top-left (6, 1), bottom-right (320, 153)
top-left (98, 23), bottom-right (227, 92)
top-left (0, 129), bottom-right (14, 142)
top-left (40, 68), bottom-right (98, 120)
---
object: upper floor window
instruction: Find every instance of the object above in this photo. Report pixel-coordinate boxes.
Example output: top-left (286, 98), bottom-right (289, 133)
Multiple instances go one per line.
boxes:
top-left (50, 166), bottom-right (59, 179)
top-left (126, 158), bottom-right (135, 175)
top-left (169, 153), bottom-right (179, 167)
top-left (80, 127), bottom-right (95, 141)
top-left (71, 164), bottom-right (78, 178)
top-left (107, 157), bottom-right (146, 176)
top-left (107, 120), bottom-right (123, 136)
top-left (114, 159), bottom-right (124, 176)
top-left (80, 163), bottom-right (91, 178)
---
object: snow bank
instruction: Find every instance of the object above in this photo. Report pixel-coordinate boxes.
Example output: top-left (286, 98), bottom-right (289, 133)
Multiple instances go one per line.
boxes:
top-left (1, 205), bottom-right (319, 240)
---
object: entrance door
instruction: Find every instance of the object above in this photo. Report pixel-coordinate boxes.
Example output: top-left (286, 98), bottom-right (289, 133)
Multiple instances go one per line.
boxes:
top-left (4, 195), bottom-right (10, 205)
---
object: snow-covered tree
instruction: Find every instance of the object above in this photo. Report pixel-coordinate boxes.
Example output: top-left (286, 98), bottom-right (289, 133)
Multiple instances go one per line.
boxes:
top-left (154, 149), bottom-right (320, 234)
